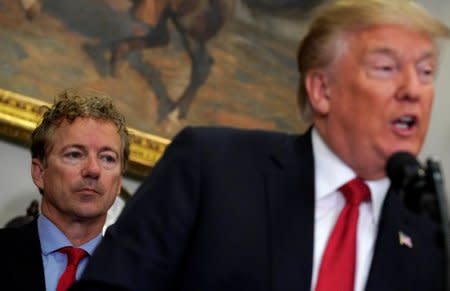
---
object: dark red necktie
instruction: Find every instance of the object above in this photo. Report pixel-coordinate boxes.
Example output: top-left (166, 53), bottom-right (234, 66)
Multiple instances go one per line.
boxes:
top-left (315, 177), bottom-right (370, 291)
top-left (57, 247), bottom-right (88, 291)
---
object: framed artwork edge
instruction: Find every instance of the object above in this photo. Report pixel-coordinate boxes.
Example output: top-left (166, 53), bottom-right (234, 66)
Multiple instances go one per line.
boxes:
top-left (0, 88), bottom-right (170, 180)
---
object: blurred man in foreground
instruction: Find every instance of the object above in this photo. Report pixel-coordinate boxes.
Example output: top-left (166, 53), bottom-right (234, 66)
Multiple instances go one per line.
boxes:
top-left (74, 1), bottom-right (450, 290)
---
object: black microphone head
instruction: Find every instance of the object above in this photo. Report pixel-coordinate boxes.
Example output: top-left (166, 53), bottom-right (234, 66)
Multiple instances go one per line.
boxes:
top-left (386, 151), bottom-right (424, 190)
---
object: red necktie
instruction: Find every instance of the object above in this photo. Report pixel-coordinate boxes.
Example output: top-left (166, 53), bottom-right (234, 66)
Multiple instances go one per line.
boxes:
top-left (315, 177), bottom-right (370, 291)
top-left (57, 247), bottom-right (88, 291)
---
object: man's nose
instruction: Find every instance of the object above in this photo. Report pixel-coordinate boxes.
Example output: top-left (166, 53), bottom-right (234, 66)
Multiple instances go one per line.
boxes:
top-left (81, 155), bottom-right (101, 178)
top-left (396, 67), bottom-right (426, 101)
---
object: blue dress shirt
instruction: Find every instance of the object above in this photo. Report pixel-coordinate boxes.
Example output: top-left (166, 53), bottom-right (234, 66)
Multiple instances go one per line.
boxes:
top-left (37, 215), bottom-right (102, 291)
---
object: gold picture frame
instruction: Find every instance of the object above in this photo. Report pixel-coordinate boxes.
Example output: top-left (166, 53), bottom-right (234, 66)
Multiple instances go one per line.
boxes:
top-left (0, 88), bottom-right (170, 179)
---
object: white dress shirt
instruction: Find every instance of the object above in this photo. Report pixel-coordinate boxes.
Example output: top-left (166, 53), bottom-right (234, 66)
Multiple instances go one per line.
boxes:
top-left (310, 129), bottom-right (390, 291)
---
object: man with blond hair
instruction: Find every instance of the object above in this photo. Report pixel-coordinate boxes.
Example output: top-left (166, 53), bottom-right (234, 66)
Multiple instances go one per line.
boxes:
top-left (74, 1), bottom-right (450, 290)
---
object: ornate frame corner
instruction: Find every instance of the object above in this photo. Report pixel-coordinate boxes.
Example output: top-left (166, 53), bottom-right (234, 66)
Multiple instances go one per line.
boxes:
top-left (0, 88), bottom-right (170, 179)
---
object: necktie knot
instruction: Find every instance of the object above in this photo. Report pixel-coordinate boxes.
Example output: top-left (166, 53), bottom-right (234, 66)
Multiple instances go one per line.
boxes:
top-left (58, 246), bottom-right (88, 266)
top-left (340, 177), bottom-right (370, 206)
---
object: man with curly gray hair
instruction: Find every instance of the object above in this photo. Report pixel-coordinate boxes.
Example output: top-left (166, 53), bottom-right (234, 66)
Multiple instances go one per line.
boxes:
top-left (0, 88), bottom-right (129, 291)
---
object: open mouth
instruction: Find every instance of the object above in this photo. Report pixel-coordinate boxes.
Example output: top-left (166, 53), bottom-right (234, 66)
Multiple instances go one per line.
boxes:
top-left (392, 115), bottom-right (417, 131)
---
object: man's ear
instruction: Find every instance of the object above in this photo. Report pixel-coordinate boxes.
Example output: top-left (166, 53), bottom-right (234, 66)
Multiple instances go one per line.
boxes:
top-left (31, 159), bottom-right (45, 192)
top-left (304, 70), bottom-right (331, 115)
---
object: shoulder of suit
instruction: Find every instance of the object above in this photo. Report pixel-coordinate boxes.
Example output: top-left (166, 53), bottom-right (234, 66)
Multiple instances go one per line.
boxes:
top-left (177, 126), bottom-right (297, 146)
top-left (0, 220), bottom-right (38, 246)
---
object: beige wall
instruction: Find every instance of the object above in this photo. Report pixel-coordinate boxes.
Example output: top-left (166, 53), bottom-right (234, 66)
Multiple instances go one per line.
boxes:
top-left (418, 0), bottom-right (450, 204)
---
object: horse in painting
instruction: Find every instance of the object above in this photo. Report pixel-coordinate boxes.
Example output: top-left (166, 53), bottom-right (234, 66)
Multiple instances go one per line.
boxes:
top-left (110, 0), bottom-right (235, 123)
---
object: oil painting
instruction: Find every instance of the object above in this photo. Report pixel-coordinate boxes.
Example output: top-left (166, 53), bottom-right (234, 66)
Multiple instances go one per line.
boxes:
top-left (0, 0), bottom-right (318, 141)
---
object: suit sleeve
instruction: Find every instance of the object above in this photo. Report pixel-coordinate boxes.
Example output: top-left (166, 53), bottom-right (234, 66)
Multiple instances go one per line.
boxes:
top-left (73, 127), bottom-right (202, 290)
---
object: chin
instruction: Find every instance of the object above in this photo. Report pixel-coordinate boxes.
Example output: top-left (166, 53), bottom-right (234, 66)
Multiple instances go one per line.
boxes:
top-left (386, 144), bottom-right (422, 158)
top-left (73, 208), bottom-right (103, 220)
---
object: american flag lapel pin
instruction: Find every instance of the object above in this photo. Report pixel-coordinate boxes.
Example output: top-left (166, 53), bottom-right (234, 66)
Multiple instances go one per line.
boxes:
top-left (399, 231), bottom-right (413, 248)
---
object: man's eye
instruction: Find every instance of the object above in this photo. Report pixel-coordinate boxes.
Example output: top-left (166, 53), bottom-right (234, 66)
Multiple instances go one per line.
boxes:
top-left (418, 66), bottom-right (435, 83)
top-left (101, 155), bottom-right (117, 163)
top-left (62, 151), bottom-right (85, 164)
top-left (367, 64), bottom-right (396, 78)
top-left (365, 52), bottom-right (398, 79)
top-left (65, 151), bottom-right (83, 159)
top-left (100, 154), bottom-right (119, 169)
top-left (376, 65), bottom-right (394, 72)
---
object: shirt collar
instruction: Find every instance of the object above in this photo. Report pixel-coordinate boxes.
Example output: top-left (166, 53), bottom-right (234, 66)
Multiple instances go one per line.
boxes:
top-left (312, 128), bottom-right (390, 224)
top-left (37, 214), bottom-right (102, 256)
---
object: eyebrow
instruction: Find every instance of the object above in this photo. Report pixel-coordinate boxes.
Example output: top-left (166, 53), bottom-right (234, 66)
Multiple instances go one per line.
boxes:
top-left (62, 144), bottom-right (120, 157)
top-left (366, 46), bottom-right (437, 62)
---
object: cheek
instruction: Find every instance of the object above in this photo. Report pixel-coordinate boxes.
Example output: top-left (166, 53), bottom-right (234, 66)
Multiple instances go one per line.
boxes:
top-left (43, 168), bottom-right (62, 188)
top-left (425, 93), bottom-right (434, 112)
top-left (44, 167), bottom-right (79, 191)
top-left (105, 174), bottom-right (122, 193)
top-left (421, 105), bottom-right (433, 135)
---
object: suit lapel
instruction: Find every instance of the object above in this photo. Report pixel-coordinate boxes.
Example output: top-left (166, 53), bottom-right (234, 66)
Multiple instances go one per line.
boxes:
top-left (365, 189), bottom-right (413, 291)
top-left (266, 131), bottom-right (315, 291)
top-left (13, 220), bottom-right (46, 291)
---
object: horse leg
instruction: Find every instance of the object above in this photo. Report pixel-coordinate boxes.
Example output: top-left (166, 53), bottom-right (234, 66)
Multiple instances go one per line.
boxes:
top-left (156, 40), bottom-right (212, 122)
top-left (127, 53), bottom-right (176, 120)
top-left (157, 0), bottom-right (234, 121)
top-left (110, 7), bottom-right (177, 119)
top-left (155, 10), bottom-right (214, 122)
top-left (174, 42), bottom-right (212, 120)
top-left (110, 8), bottom-right (171, 77)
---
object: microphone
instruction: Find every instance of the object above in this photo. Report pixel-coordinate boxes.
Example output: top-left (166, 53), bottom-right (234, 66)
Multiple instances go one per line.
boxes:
top-left (385, 152), bottom-right (432, 216)
top-left (385, 152), bottom-right (427, 187)
top-left (387, 151), bottom-right (450, 291)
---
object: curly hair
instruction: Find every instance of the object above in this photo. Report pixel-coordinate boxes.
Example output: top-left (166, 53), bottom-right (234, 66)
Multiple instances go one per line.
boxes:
top-left (31, 88), bottom-right (130, 172)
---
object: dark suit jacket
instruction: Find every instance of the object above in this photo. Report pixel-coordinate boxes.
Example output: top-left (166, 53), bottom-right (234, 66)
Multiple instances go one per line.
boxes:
top-left (73, 127), bottom-right (444, 291)
top-left (0, 219), bottom-right (46, 291)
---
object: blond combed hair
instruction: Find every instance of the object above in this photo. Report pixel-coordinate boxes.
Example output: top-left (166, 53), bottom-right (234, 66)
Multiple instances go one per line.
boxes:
top-left (31, 88), bottom-right (130, 172)
top-left (297, 0), bottom-right (450, 124)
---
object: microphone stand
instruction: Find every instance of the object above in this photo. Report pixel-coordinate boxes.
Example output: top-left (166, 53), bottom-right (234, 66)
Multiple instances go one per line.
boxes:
top-left (386, 152), bottom-right (450, 289)
top-left (425, 158), bottom-right (450, 291)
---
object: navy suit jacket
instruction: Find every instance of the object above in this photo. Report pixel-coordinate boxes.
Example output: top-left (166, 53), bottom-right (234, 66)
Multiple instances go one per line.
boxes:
top-left (73, 127), bottom-right (444, 291)
top-left (0, 219), bottom-right (46, 291)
